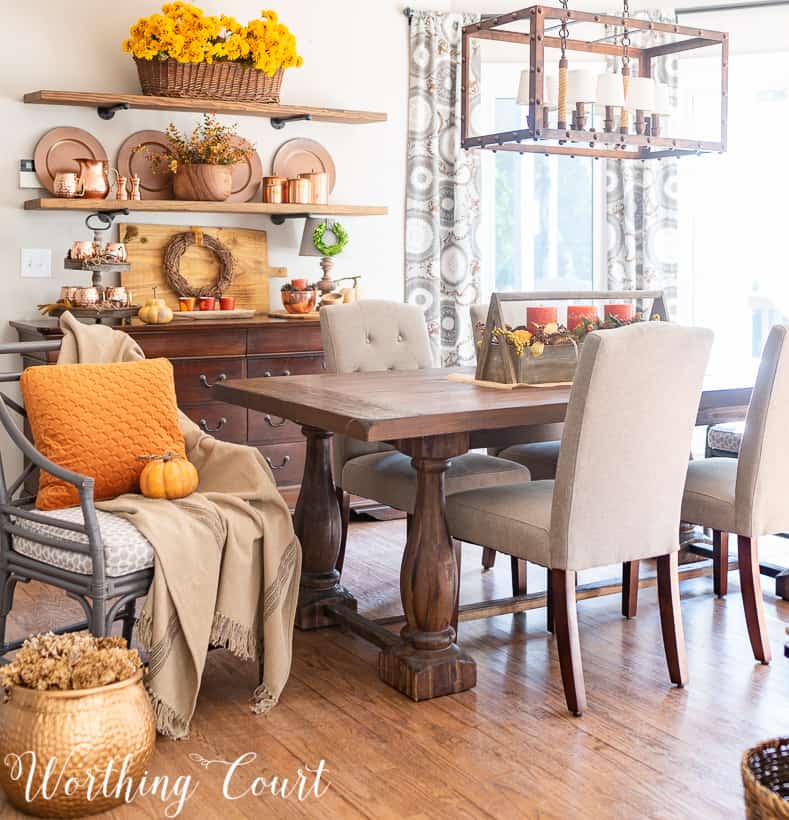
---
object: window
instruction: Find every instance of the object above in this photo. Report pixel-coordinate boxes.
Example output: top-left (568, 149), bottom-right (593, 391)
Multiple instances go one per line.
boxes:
top-left (679, 49), bottom-right (789, 373)
top-left (481, 64), bottom-right (603, 298)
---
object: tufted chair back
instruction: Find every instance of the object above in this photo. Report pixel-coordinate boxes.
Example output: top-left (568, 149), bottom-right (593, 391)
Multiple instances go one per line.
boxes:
top-left (320, 301), bottom-right (434, 472)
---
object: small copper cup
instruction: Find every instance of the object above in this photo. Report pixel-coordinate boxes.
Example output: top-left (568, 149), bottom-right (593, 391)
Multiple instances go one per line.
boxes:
top-left (70, 240), bottom-right (96, 261)
top-left (104, 242), bottom-right (127, 262)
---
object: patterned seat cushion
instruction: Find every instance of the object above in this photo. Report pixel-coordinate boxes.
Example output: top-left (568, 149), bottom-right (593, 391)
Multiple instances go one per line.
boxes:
top-left (12, 507), bottom-right (154, 577)
top-left (707, 421), bottom-right (744, 454)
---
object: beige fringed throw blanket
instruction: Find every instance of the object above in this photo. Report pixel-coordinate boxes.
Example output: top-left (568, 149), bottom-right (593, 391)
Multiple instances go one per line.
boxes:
top-left (57, 312), bottom-right (301, 738)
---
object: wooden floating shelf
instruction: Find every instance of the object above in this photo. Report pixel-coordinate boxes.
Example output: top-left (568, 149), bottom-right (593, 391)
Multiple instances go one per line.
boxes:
top-left (24, 199), bottom-right (388, 218)
top-left (24, 90), bottom-right (387, 126)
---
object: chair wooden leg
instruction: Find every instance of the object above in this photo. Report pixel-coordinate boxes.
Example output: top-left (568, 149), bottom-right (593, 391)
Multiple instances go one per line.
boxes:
top-left (712, 530), bottom-right (729, 597)
top-left (121, 599), bottom-right (136, 646)
top-left (737, 535), bottom-right (772, 664)
top-left (335, 487), bottom-right (351, 576)
top-left (550, 569), bottom-right (586, 716)
top-left (546, 567), bottom-right (554, 633)
top-left (656, 552), bottom-right (688, 687)
top-left (0, 571), bottom-right (18, 657)
top-left (481, 548), bottom-right (497, 570)
top-left (511, 557), bottom-right (527, 597)
top-left (621, 561), bottom-right (639, 618)
top-left (451, 539), bottom-right (462, 636)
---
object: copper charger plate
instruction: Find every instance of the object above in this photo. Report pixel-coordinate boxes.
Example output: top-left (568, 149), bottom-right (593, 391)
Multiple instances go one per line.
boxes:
top-left (227, 137), bottom-right (263, 203)
top-left (116, 130), bottom-right (174, 200)
top-left (33, 127), bottom-right (108, 194)
top-left (272, 138), bottom-right (336, 193)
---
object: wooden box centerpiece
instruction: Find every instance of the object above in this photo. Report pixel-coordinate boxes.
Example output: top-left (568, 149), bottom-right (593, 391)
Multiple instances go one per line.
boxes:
top-left (474, 290), bottom-right (669, 387)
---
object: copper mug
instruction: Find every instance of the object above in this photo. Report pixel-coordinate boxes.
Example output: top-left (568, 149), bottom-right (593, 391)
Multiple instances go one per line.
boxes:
top-left (298, 171), bottom-right (328, 205)
top-left (75, 158), bottom-right (110, 199)
top-left (54, 172), bottom-right (84, 199)
top-left (72, 286), bottom-right (99, 307)
top-left (105, 286), bottom-right (128, 306)
top-left (70, 240), bottom-right (96, 261)
top-left (104, 242), bottom-right (127, 262)
top-left (59, 286), bottom-right (80, 303)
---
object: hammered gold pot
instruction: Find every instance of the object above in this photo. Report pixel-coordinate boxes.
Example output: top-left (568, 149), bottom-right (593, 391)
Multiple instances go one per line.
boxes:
top-left (0, 671), bottom-right (155, 817)
top-left (173, 163), bottom-right (232, 201)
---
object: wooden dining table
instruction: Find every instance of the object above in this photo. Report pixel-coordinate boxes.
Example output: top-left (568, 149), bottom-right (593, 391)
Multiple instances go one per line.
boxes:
top-left (215, 368), bottom-right (753, 702)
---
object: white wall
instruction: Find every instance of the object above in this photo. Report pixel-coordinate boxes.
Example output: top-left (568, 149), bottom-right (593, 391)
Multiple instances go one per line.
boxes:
top-left (0, 0), bottom-right (415, 345)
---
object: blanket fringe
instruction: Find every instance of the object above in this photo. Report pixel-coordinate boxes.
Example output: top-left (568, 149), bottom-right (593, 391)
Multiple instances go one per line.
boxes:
top-left (251, 681), bottom-right (279, 716)
top-left (210, 611), bottom-right (258, 661)
top-left (144, 682), bottom-right (191, 740)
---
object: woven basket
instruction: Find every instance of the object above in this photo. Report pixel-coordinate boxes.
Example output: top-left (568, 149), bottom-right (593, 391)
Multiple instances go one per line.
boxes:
top-left (135, 58), bottom-right (284, 103)
top-left (742, 738), bottom-right (789, 819)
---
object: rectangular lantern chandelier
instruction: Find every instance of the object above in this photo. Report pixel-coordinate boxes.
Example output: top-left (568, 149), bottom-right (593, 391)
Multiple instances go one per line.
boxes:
top-left (461, 0), bottom-right (728, 160)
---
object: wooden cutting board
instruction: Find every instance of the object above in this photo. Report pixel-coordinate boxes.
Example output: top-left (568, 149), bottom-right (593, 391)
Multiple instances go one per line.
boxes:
top-left (119, 223), bottom-right (286, 313)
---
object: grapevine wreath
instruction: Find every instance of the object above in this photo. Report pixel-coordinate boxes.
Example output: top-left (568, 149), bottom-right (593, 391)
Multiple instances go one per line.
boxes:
top-left (312, 220), bottom-right (349, 256)
top-left (163, 229), bottom-right (234, 297)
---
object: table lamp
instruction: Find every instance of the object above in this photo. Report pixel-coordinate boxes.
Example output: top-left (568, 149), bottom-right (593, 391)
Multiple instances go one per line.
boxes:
top-left (299, 217), bottom-right (341, 294)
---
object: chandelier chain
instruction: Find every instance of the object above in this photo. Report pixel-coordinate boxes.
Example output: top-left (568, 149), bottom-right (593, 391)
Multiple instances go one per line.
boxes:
top-left (559, 0), bottom-right (569, 57)
top-left (621, 0), bottom-right (631, 66)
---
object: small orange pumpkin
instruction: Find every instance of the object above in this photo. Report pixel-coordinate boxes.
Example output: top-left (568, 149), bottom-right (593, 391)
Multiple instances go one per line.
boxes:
top-left (138, 451), bottom-right (198, 500)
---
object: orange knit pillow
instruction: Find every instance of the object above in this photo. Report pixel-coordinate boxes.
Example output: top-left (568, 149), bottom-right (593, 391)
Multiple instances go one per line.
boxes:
top-left (21, 358), bottom-right (186, 511)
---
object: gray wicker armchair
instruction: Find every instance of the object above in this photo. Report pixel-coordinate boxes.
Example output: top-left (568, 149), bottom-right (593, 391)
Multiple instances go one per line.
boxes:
top-left (0, 341), bottom-right (153, 660)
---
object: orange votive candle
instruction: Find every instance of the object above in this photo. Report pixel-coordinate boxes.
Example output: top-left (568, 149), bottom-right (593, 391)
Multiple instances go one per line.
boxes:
top-left (604, 303), bottom-right (634, 322)
top-left (526, 306), bottom-right (558, 333)
top-left (566, 305), bottom-right (599, 331)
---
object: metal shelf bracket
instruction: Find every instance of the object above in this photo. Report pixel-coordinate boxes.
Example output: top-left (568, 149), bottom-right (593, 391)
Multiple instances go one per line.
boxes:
top-left (270, 113), bottom-right (312, 130)
top-left (96, 102), bottom-right (130, 120)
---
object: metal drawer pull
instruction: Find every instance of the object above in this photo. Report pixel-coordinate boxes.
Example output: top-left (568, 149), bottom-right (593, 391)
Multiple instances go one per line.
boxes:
top-left (262, 369), bottom-right (292, 377)
top-left (264, 455), bottom-right (291, 471)
top-left (199, 417), bottom-right (227, 433)
top-left (264, 415), bottom-right (288, 428)
top-left (199, 373), bottom-right (227, 389)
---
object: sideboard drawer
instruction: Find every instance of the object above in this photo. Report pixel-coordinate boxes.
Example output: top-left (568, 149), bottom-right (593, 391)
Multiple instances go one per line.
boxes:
top-left (248, 323), bottom-right (322, 355)
top-left (247, 355), bottom-right (324, 379)
top-left (172, 357), bottom-right (246, 405)
top-left (134, 329), bottom-right (247, 359)
top-left (257, 442), bottom-right (306, 486)
top-left (183, 402), bottom-right (247, 443)
top-left (248, 410), bottom-right (303, 444)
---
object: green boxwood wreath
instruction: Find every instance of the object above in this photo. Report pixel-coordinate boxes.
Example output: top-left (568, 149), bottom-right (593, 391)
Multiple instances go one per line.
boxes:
top-left (312, 220), bottom-right (349, 257)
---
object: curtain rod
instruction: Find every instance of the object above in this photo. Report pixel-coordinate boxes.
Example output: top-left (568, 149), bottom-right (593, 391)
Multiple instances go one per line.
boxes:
top-left (402, 1), bottom-right (789, 18)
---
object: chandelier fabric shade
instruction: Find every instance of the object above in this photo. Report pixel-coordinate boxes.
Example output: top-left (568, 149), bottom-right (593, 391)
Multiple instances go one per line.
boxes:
top-left (462, 2), bottom-right (728, 160)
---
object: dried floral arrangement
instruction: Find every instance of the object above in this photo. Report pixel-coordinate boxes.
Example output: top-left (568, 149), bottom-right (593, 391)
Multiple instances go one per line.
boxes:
top-left (139, 113), bottom-right (253, 174)
top-left (0, 632), bottom-right (142, 693)
top-left (483, 311), bottom-right (663, 358)
top-left (122, 4), bottom-right (303, 76)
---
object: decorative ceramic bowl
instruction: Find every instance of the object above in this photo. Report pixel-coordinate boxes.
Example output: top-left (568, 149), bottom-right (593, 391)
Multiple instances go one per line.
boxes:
top-left (281, 289), bottom-right (317, 314)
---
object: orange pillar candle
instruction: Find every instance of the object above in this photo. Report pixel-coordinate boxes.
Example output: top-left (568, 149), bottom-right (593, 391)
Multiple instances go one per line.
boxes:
top-left (604, 303), bottom-right (634, 322)
top-left (566, 305), bottom-right (599, 331)
top-left (526, 306), bottom-right (558, 333)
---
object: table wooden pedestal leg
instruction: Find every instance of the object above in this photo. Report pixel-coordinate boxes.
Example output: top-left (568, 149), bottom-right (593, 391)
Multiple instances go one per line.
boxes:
top-left (294, 426), bottom-right (357, 630)
top-left (378, 435), bottom-right (477, 700)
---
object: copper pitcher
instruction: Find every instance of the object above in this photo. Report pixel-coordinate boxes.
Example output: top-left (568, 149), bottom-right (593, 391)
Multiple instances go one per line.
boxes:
top-left (75, 158), bottom-right (110, 199)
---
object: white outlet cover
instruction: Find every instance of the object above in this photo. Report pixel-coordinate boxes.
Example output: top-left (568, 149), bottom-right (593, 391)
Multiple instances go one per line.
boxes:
top-left (20, 248), bottom-right (51, 278)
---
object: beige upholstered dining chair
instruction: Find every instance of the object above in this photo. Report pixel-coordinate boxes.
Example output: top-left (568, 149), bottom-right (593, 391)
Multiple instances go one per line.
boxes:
top-left (320, 300), bottom-right (532, 604)
top-left (446, 322), bottom-right (713, 715)
top-left (680, 324), bottom-right (789, 665)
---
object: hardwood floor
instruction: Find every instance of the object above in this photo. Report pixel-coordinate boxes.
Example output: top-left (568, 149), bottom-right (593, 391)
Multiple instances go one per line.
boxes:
top-left (2, 519), bottom-right (788, 819)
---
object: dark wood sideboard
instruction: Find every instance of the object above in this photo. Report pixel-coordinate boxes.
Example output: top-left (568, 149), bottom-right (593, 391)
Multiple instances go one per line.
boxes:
top-left (11, 316), bottom-right (326, 510)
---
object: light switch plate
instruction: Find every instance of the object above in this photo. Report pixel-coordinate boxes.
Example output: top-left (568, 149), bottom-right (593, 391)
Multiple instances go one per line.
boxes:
top-left (18, 170), bottom-right (41, 189)
top-left (20, 248), bottom-right (51, 278)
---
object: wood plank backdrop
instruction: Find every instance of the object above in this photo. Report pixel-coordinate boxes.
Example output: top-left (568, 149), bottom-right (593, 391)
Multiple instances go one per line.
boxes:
top-left (120, 223), bottom-right (286, 313)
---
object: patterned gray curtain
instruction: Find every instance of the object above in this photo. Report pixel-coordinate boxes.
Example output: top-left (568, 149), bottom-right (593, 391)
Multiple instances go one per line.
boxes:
top-left (405, 10), bottom-right (482, 367)
top-left (605, 9), bottom-right (679, 315)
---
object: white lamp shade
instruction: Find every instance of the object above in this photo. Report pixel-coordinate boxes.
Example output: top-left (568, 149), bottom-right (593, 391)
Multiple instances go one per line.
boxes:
top-left (625, 76), bottom-right (655, 111)
top-left (652, 81), bottom-right (672, 115)
top-left (544, 75), bottom-right (558, 110)
top-left (596, 72), bottom-right (625, 108)
top-left (516, 70), bottom-right (530, 106)
top-left (567, 69), bottom-right (598, 105)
